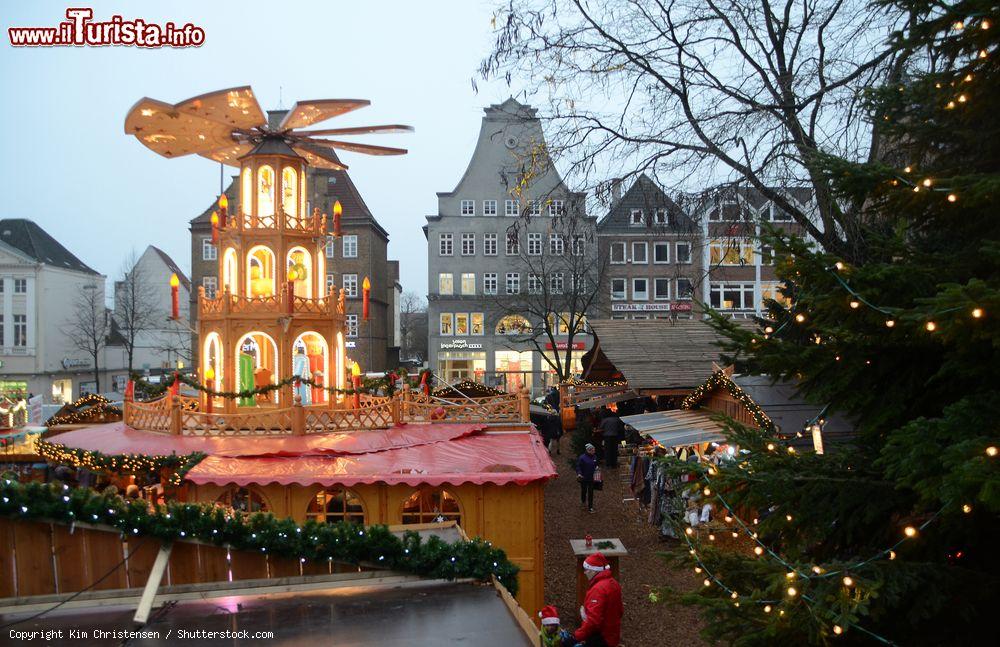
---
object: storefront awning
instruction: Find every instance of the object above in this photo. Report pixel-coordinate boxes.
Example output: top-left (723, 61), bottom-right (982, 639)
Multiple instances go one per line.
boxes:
top-left (621, 410), bottom-right (727, 448)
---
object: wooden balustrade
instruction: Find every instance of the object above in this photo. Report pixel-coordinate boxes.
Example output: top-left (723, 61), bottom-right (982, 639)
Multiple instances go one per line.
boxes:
top-left (200, 292), bottom-right (340, 318)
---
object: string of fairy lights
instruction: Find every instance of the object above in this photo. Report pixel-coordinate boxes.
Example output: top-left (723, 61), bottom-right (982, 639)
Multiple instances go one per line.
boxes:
top-left (35, 440), bottom-right (205, 485)
top-left (680, 371), bottom-right (775, 432)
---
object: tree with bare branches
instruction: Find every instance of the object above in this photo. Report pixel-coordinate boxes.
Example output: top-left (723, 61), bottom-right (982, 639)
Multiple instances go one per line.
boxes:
top-left (62, 284), bottom-right (111, 393)
top-left (480, 0), bottom-right (912, 262)
top-left (399, 291), bottom-right (429, 362)
top-left (113, 249), bottom-right (159, 375)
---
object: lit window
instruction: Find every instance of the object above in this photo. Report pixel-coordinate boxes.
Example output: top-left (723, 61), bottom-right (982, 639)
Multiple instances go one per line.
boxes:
top-left (346, 313), bottom-right (359, 337)
top-left (438, 273), bottom-right (454, 295)
top-left (343, 274), bottom-right (358, 297)
top-left (676, 242), bottom-right (692, 264)
top-left (241, 168), bottom-right (252, 215)
top-left (483, 233), bottom-right (497, 256)
top-left (528, 233), bottom-right (542, 256)
top-left (461, 233), bottom-right (475, 256)
top-left (202, 276), bottom-right (217, 299)
top-left (505, 200), bottom-right (518, 217)
top-left (631, 241), bottom-right (648, 264)
top-left (305, 488), bottom-right (365, 525)
top-left (471, 313), bottom-right (484, 335)
top-left (761, 282), bottom-right (792, 307)
top-left (506, 272), bottom-right (520, 294)
top-left (654, 278), bottom-right (670, 301)
top-left (461, 273), bottom-right (476, 295)
top-left (630, 209), bottom-right (644, 226)
top-left (709, 239), bottom-right (754, 266)
top-left (550, 272), bottom-right (564, 294)
top-left (401, 488), bottom-right (462, 525)
top-left (217, 487), bottom-right (268, 513)
top-left (282, 166), bottom-right (298, 216)
top-left (257, 165), bottom-right (275, 217)
top-left (654, 242), bottom-right (670, 263)
top-left (461, 199), bottom-right (475, 216)
top-left (611, 278), bottom-right (627, 300)
top-left (439, 233), bottom-right (453, 256)
top-left (496, 315), bottom-right (531, 335)
top-left (343, 235), bottom-right (358, 258)
top-left (632, 278), bottom-right (649, 300)
top-left (483, 273), bottom-right (498, 295)
top-left (202, 238), bottom-right (217, 261)
top-left (483, 200), bottom-right (497, 216)
top-left (549, 234), bottom-right (564, 255)
top-left (709, 282), bottom-right (755, 310)
top-left (440, 313), bottom-right (454, 335)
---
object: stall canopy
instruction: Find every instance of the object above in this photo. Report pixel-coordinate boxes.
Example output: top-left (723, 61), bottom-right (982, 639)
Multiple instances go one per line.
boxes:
top-left (621, 410), bottom-right (727, 448)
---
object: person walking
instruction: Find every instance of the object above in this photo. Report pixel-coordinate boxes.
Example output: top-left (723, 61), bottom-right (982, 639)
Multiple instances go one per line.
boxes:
top-left (598, 409), bottom-right (625, 468)
top-left (572, 552), bottom-right (624, 647)
top-left (577, 443), bottom-right (599, 513)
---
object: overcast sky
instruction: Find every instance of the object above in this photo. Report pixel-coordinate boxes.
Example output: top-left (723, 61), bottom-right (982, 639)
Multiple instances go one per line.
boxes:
top-left (0, 1), bottom-right (518, 296)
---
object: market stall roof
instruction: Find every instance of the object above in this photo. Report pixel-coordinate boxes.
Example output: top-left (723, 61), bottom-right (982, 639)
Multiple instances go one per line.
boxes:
top-left (583, 319), bottom-right (742, 391)
top-left (621, 409), bottom-right (727, 447)
top-left (731, 375), bottom-right (855, 442)
top-left (185, 430), bottom-right (556, 488)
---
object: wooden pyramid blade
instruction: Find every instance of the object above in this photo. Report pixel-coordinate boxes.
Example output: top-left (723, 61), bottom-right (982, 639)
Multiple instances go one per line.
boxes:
top-left (278, 99), bottom-right (371, 130)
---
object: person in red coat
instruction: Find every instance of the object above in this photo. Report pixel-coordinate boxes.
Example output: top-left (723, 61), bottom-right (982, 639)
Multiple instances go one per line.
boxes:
top-left (573, 552), bottom-right (623, 647)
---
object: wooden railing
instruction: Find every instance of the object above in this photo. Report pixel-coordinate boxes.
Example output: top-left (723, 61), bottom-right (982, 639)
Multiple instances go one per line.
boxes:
top-left (222, 211), bottom-right (325, 234)
top-left (199, 289), bottom-right (345, 319)
top-left (123, 387), bottom-right (531, 436)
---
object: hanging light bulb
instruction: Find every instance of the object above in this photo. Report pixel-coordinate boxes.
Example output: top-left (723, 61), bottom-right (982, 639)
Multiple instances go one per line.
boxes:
top-left (889, 550), bottom-right (897, 560)
top-left (904, 166), bottom-right (912, 173)
top-left (849, 299), bottom-right (860, 309)
top-left (842, 576), bottom-right (854, 587)
top-left (694, 566), bottom-right (702, 574)
top-left (957, 94), bottom-right (967, 103)
top-left (982, 19), bottom-right (991, 30)
top-left (833, 625), bottom-right (843, 636)
top-left (925, 321), bottom-right (937, 331)
top-left (904, 526), bottom-right (918, 538)
top-left (985, 446), bottom-right (997, 457)
top-left (885, 319), bottom-right (896, 328)
top-left (764, 605), bottom-right (772, 613)
top-left (834, 261), bottom-right (844, 271)
top-left (786, 586), bottom-right (797, 597)
top-left (922, 178), bottom-right (932, 187)
top-left (703, 578), bottom-right (711, 587)
top-left (947, 194), bottom-right (957, 202)
top-left (754, 546), bottom-right (764, 556)
top-left (785, 572), bottom-right (796, 580)
top-left (971, 307), bottom-right (983, 318)
top-left (795, 313), bottom-right (806, 323)
top-left (962, 503), bottom-right (972, 513)
top-left (953, 20), bottom-right (964, 30)
top-left (785, 514), bottom-right (793, 522)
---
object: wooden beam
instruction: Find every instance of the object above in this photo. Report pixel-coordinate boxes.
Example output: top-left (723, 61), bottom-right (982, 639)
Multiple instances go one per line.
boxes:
top-left (133, 541), bottom-right (171, 625)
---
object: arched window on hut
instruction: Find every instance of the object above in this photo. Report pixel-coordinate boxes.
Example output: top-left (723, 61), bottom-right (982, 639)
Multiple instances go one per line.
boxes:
top-left (400, 488), bottom-right (462, 526)
top-left (305, 488), bottom-right (365, 525)
top-left (216, 487), bottom-right (269, 514)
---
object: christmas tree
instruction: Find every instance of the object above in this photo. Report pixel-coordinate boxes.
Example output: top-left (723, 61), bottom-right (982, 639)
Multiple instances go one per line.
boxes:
top-left (669, 2), bottom-right (1000, 644)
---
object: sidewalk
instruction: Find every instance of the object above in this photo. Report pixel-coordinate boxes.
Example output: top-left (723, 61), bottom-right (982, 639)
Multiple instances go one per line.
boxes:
top-left (543, 447), bottom-right (707, 646)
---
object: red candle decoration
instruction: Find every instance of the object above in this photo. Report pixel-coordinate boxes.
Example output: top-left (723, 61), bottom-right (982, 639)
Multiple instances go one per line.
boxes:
top-left (204, 367), bottom-right (215, 414)
top-left (169, 273), bottom-right (180, 319)
top-left (333, 200), bottom-right (342, 237)
top-left (351, 362), bottom-right (362, 409)
top-left (286, 267), bottom-right (297, 314)
top-left (124, 380), bottom-right (135, 403)
top-left (169, 371), bottom-right (180, 397)
top-left (218, 194), bottom-right (228, 228)
top-left (210, 210), bottom-right (219, 244)
top-left (362, 276), bottom-right (371, 321)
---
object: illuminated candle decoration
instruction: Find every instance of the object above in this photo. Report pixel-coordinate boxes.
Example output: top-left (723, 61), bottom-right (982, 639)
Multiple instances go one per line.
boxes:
top-left (362, 276), bottom-right (371, 321)
top-left (333, 200), bottom-right (343, 237)
top-left (351, 362), bottom-right (362, 409)
top-left (204, 367), bottom-right (215, 414)
top-left (169, 370), bottom-right (180, 397)
top-left (218, 193), bottom-right (228, 227)
top-left (210, 210), bottom-right (219, 244)
top-left (169, 273), bottom-right (180, 319)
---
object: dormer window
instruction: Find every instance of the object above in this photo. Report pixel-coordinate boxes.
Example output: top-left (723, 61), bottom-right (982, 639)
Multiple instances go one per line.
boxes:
top-left (629, 209), bottom-right (644, 226)
top-left (653, 209), bottom-right (669, 225)
top-left (460, 200), bottom-right (475, 216)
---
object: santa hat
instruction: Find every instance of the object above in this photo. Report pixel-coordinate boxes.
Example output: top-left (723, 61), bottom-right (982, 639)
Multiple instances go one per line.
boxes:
top-left (583, 552), bottom-right (611, 572)
top-left (538, 605), bottom-right (560, 626)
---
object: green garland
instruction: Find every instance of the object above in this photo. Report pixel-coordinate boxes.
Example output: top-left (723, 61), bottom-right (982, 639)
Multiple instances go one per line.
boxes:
top-left (130, 372), bottom-right (413, 402)
top-left (45, 393), bottom-right (123, 426)
top-left (681, 370), bottom-right (776, 432)
top-left (0, 479), bottom-right (520, 594)
top-left (36, 439), bottom-right (205, 485)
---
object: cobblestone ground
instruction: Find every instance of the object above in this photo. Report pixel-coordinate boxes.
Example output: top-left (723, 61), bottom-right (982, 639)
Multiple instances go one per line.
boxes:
top-left (542, 445), bottom-right (708, 647)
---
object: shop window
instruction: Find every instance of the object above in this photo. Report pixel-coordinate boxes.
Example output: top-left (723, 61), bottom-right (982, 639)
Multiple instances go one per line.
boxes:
top-left (471, 313), bottom-right (484, 335)
top-left (306, 488), bottom-right (365, 525)
top-left (401, 488), bottom-right (462, 525)
top-left (456, 313), bottom-right (469, 335)
top-left (217, 487), bottom-right (269, 514)
top-left (440, 313), bottom-right (454, 335)
top-left (496, 314), bottom-right (531, 335)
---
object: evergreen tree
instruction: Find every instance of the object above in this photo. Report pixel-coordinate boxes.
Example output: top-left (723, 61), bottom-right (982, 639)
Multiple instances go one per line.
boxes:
top-left (666, 2), bottom-right (1000, 644)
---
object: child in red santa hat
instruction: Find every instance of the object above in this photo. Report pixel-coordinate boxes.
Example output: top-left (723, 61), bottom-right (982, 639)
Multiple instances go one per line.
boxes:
top-left (538, 604), bottom-right (573, 647)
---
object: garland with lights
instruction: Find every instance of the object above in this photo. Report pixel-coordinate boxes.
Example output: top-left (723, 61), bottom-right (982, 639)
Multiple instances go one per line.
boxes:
top-left (433, 380), bottom-right (508, 398)
top-left (45, 394), bottom-right (123, 427)
top-left (680, 370), bottom-right (775, 432)
top-left (0, 479), bottom-right (520, 594)
top-left (131, 372), bottom-right (383, 402)
top-left (36, 440), bottom-right (205, 486)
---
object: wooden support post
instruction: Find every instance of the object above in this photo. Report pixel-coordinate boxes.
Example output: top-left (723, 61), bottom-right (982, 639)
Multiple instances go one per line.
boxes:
top-left (133, 541), bottom-right (172, 625)
top-left (292, 395), bottom-right (305, 436)
top-left (390, 396), bottom-right (401, 426)
top-left (401, 384), bottom-right (411, 419)
top-left (169, 396), bottom-right (181, 436)
top-left (518, 387), bottom-right (530, 423)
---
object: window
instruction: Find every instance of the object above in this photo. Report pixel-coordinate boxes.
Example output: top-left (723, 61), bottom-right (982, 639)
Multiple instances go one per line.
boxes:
top-left (483, 273), bottom-right (498, 295)
top-left (632, 278), bottom-right (649, 300)
top-left (761, 282), bottom-right (792, 306)
top-left (710, 199), bottom-right (740, 222)
top-left (654, 278), bottom-right (671, 301)
top-left (471, 313), bottom-right (484, 335)
top-left (505, 199), bottom-right (518, 217)
top-left (456, 313), bottom-right (469, 335)
top-left (549, 234), bottom-right (564, 255)
top-left (676, 242), bottom-right (692, 264)
top-left (13, 278), bottom-right (27, 294)
top-left (771, 203), bottom-right (795, 222)
top-left (611, 278), bottom-right (627, 300)
top-left (677, 278), bottom-right (694, 300)
top-left (506, 272), bottom-right (520, 294)
top-left (13, 314), bottom-right (27, 347)
top-left (401, 488), bottom-right (462, 525)
top-left (461, 199), bottom-right (475, 216)
top-left (631, 241), bottom-right (648, 264)
top-left (305, 489), bottom-right (365, 525)
top-left (710, 282), bottom-right (755, 310)
top-left (326, 273), bottom-right (336, 294)
top-left (325, 238), bottom-right (335, 258)
top-left (438, 273), bottom-right (454, 295)
top-left (461, 233), bottom-right (475, 256)
top-left (528, 273), bottom-right (542, 294)
top-left (528, 233), bottom-right (542, 256)
top-left (653, 242), bottom-right (670, 264)
top-left (548, 199), bottom-right (564, 216)
top-left (439, 313), bottom-right (454, 335)
top-left (202, 237), bottom-right (217, 261)
top-left (610, 241), bottom-right (626, 264)
top-left (216, 487), bottom-right (268, 513)
top-left (629, 209), bottom-right (644, 226)
top-left (530, 200), bottom-right (542, 216)
top-left (439, 233), bottom-right (453, 256)
top-left (653, 209), bottom-right (669, 225)
top-left (573, 274), bottom-right (587, 293)
top-left (483, 233), bottom-right (497, 256)
top-left (461, 272), bottom-right (476, 295)
top-left (572, 235), bottom-right (585, 256)
top-left (550, 272), bottom-right (564, 294)
top-left (343, 274), bottom-right (358, 297)
top-left (346, 314), bottom-right (359, 337)
top-left (709, 239), bottom-right (755, 266)
top-left (483, 200), bottom-right (497, 216)
top-left (343, 235), bottom-right (358, 258)
top-left (203, 276), bottom-right (217, 299)
top-left (506, 232), bottom-right (520, 255)
top-left (496, 315), bottom-right (532, 335)
top-left (759, 244), bottom-right (775, 265)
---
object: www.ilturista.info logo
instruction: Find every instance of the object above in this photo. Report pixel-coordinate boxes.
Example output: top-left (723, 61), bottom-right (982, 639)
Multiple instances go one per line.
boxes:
top-left (8, 8), bottom-right (205, 48)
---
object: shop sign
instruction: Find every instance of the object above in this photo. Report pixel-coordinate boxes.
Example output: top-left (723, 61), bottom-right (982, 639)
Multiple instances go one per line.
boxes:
top-left (61, 358), bottom-right (90, 369)
top-left (545, 341), bottom-right (585, 350)
top-left (611, 302), bottom-right (692, 312)
top-left (440, 339), bottom-right (483, 350)
top-left (345, 341), bottom-right (357, 348)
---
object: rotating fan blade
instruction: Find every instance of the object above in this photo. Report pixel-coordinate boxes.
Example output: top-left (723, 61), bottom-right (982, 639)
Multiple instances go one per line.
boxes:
top-left (124, 97), bottom-right (239, 159)
top-left (175, 86), bottom-right (267, 130)
top-left (294, 124), bottom-right (414, 137)
top-left (291, 144), bottom-right (348, 171)
top-left (198, 142), bottom-right (255, 167)
top-left (301, 137), bottom-right (408, 156)
top-left (278, 99), bottom-right (371, 130)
